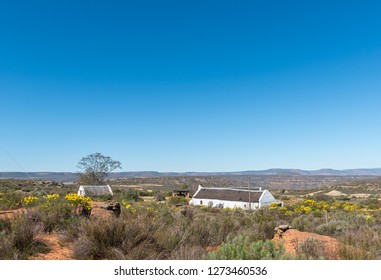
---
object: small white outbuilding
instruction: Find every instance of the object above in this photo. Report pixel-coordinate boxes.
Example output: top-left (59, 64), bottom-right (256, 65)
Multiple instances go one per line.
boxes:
top-left (77, 185), bottom-right (113, 197)
top-left (189, 185), bottom-right (280, 210)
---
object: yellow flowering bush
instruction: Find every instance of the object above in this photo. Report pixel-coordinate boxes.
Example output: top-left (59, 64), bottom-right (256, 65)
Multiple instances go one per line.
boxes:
top-left (343, 203), bottom-right (359, 212)
top-left (46, 194), bottom-right (60, 200)
top-left (269, 202), bottom-right (280, 210)
top-left (302, 199), bottom-right (330, 212)
top-left (303, 199), bottom-right (315, 205)
top-left (37, 193), bottom-right (62, 209)
top-left (23, 195), bottom-right (39, 206)
top-left (279, 206), bottom-right (293, 216)
top-left (268, 202), bottom-right (292, 216)
top-left (316, 201), bottom-right (330, 212)
top-left (331, 202), bottom-right (341, 210)
top-left (65, 193), bottom-right (92, 211)
top-left (294, 205), bottom-right (312, 214)
top-left (290, 199), bottom-right (372, 216)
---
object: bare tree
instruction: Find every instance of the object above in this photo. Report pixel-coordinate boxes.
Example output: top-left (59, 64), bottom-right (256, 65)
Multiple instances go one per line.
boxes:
top-left (77, 152), bottom-right (122, 185)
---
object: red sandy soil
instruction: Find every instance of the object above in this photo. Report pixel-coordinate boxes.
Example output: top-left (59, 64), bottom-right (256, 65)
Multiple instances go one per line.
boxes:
top-left (29, 202), bottom-right (115, 260)
top-left (30, 233), bottom-right (74, 260)
top-left (0, 208), bottom-right (27, 220)
top-left (272, 228), bottom-right (340, 260)
top-left (1, 203), bottom-right (116, 260)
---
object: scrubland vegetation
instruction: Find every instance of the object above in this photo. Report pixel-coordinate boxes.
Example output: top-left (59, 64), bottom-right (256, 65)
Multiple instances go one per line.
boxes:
top-left (1, 179), bottom-right (381, 260)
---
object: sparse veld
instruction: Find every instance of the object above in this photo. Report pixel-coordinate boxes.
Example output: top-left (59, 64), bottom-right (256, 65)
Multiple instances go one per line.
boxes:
top-left (1, 175), bottom-right (381, 260)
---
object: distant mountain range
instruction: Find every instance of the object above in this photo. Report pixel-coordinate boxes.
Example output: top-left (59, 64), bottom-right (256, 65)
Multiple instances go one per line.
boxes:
top-left (1, 168), bottom-right (381, 182)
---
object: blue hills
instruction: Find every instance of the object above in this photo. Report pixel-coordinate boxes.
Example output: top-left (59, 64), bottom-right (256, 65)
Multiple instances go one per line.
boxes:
top-left (1, 168), bottom-right (381, 182)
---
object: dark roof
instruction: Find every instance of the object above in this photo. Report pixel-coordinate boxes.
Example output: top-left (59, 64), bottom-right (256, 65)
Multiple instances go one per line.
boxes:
top-left (193, 188), bottom-right (263, 203)
top-left (80, 186), bottom-right (112, 197)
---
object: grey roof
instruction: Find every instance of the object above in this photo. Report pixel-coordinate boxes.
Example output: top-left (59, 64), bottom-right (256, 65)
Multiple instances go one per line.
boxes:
top-left (79, 185), bottom-right (112, 197)
top-left (193, 188), bottom-right (263, 203)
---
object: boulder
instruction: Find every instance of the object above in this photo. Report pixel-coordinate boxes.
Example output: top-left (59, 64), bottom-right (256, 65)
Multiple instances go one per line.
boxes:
top-left (90, 201), bottom-right (121, 219)
top-left (104, 201), bottom-right (121, 217)
top-left (274, 224), bottom-right (292, 232)
top-left (274, 225), bottom-right (292, 237)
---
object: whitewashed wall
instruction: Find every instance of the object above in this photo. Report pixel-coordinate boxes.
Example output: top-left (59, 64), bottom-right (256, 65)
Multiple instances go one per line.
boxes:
top-left (190, 198), bottom-right (260, 210)
top-left (258, 190), bottom-right (277, 207)
top-left (77, 186), bottom-right (85, 196)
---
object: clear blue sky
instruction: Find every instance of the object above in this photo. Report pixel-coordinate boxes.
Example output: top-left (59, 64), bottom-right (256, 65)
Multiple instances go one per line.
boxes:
top-left (1, 0), bottom-right (381, 172)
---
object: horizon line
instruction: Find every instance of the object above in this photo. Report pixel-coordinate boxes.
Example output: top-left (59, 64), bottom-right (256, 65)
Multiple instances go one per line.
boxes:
top-left (1, 167), bottom-right (381, 173)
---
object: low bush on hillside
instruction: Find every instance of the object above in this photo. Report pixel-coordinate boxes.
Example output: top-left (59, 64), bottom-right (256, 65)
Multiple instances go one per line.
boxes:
top-left (167, 196), bottom-right (188, 206)
top-left (0, 192), bottom-right (23, 210)
top-left (71, 203), bottom-right (287, 260)
top-left (0, 217), bottom-right (48, 260)
top-left (2, 188), bottom-right (381, 260)
top-left (294, 237), bottom-right (325, 260)
top-left (205, 236), bottom-right (290, 260)
top-left (115, 190), bottom-right (143, 203)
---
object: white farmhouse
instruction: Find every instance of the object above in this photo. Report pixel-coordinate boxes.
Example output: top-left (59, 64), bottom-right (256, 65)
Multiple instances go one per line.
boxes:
top-left (189, 185), bottom-right (280, 210)
top-left (77, 185), bottom-right (113, 197)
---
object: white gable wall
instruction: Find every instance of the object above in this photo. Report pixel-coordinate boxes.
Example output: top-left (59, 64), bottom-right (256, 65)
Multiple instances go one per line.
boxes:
top-left (258, 190), bottom-right (277, 208)
top-left (106, 185), bottom-right (113, 195)
top-left (77, 185), bottom-right (113, 196)
top-left (78, 186), bottom-right (85, 196)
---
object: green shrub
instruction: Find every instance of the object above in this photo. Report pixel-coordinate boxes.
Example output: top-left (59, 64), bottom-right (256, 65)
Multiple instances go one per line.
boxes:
top-left (73, 214), bottom-right (160, 260)
top-left (339, 243), bottom-right (374, 260)
top-left (0, 218), bottom-right (12, 232)
top-left (358, 198), bottom-right (381, 210)
top-left (169, 244), bottom-right (206, 260)
top-left (95, 194), bottom-right (113, 201)
top-left (294, 237), bottom-right (325, 259)
top-left (119, 190), bottom-right (143, 202)
top-left (0, 192), bottom-right (23, 210)
top-left (154, 192), bottom-right (166, 202)
top-left (167, 196), bottom-right (188, 206)
top-left (31, 202), bottom-right (77, 232)
top-left (0, 233), bottom-right (14, 259)
top-left (0, 217), bottom-right (48, 260)
top-left (205, 235), bottom-right (290, 260)
top-left (316, 220), bottom-right (347, 236)
top-left (12, 218), bottom-right (36, 252)
top-left (137, 190), bottom-right (154, 197)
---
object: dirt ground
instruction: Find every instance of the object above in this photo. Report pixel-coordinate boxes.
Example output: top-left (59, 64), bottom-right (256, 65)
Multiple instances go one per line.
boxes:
top-left (0, 208), bottom-right (27, 220)
top-left (30, 233), bottom-right (74, 260)
top-left (325, 190), bottom-right (347, 197)
top-left (29, 202), bottom-right (119, 260)
top-left (0, 202), bottom-right (118, 260)
top-left (272, 228), bottom-right (340, 259)
top-left (28, 228), bottom-right (341, 260)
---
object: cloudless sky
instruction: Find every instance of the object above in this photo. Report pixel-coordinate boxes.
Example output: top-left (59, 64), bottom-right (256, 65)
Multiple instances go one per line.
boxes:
top-left (1, 0), bottom-right (381, 172)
